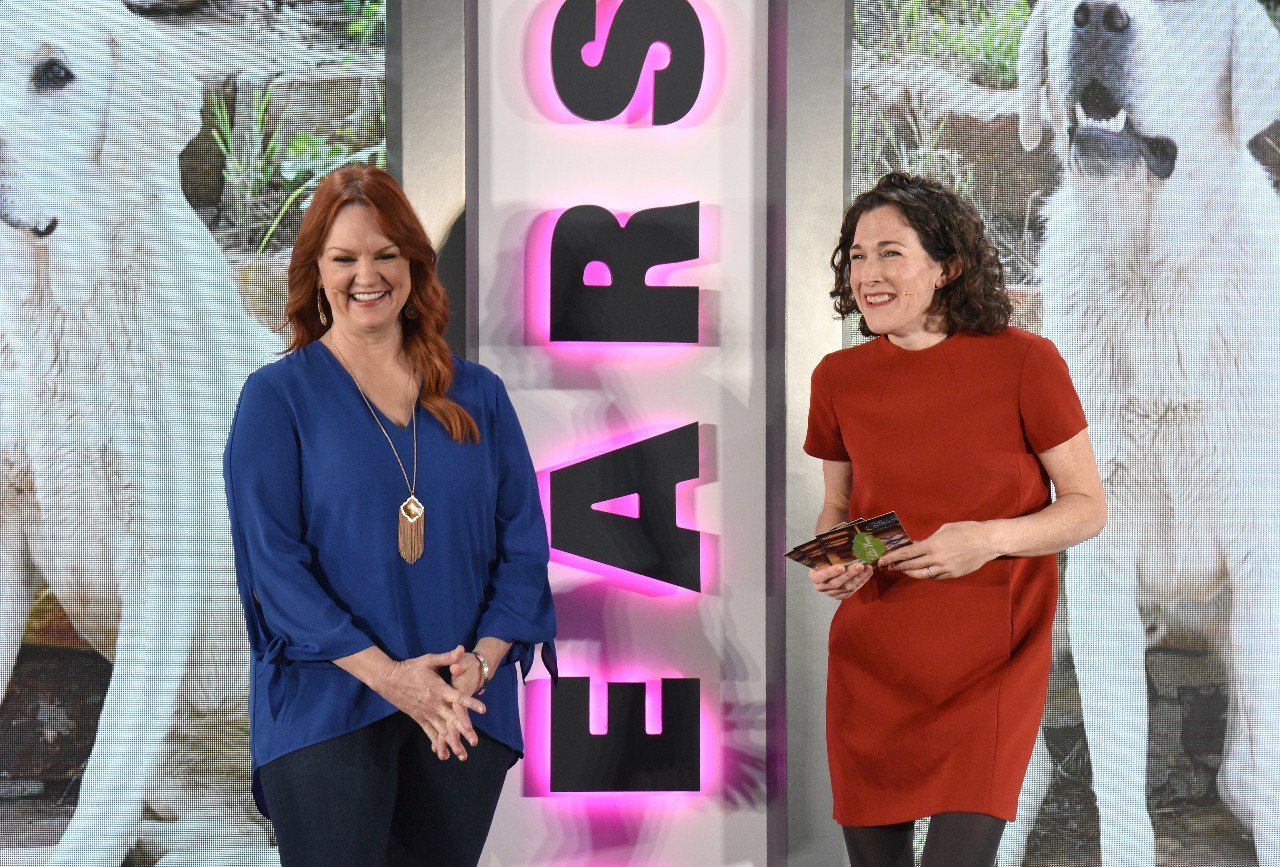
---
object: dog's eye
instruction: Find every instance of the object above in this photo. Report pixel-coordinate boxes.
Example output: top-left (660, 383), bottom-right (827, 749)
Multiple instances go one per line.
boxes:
top-left (32, 59), bottom-right (75, 92)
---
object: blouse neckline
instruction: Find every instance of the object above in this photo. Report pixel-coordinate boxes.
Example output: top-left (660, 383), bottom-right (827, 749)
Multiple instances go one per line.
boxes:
top-left (878, 332), bottom-right (955, 357)
top-left (311, 340), bottom-right (417, 431)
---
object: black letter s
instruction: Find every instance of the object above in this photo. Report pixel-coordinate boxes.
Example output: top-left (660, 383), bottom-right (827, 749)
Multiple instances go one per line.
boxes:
top-left (551, 0), bottom-right (705, 125)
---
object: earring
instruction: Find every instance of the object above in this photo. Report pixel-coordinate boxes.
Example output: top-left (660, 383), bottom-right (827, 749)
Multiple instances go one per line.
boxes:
top-left (403, 303), bottom-right (419, 320)
top-left (317, 288), bottom-right (328, 327)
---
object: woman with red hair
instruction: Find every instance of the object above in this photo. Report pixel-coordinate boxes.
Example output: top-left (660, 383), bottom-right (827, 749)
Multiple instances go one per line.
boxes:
top-left (224, 164), bottom-right (556, 866)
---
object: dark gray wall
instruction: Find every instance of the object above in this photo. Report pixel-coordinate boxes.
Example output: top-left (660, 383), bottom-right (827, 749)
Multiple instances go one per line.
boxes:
top-left (388, 0), bottom-right (470, 359)
top-left (784, 1), bottom-right (850, 864)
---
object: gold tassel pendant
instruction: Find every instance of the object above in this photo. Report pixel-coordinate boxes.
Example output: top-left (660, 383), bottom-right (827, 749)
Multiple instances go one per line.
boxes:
top-left (399, 495), bottom-right (425, 564)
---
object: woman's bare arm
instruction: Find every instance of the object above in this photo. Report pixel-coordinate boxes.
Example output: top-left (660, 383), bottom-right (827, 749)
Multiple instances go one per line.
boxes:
top-left (807, 460), bottom-right (874, 599)
top-left (879, 428), bottom-right (1106, 579)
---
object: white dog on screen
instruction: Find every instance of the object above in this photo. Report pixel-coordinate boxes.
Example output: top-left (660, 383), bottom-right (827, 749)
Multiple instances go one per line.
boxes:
top-left (1001, 1), bottom-right (1280, 864)
top-left (0, 2), bottom-right (278, 864)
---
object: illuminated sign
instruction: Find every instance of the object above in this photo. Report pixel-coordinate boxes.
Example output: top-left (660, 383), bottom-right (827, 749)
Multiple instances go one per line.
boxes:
top-left (529, 0), bottom-right (713, 794)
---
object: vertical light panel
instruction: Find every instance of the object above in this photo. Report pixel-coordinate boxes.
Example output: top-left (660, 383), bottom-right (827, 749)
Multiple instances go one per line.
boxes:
top-left (477, 1), bottom-right (770, 863)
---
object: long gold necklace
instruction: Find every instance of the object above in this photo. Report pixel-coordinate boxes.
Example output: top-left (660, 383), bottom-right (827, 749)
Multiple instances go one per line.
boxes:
top-left (328, 341), bottom-right (425, 564)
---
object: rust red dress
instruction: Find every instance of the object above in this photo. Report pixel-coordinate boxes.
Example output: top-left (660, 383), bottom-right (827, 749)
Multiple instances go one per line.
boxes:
top-left (804, 327), bottom-right (1087, 826)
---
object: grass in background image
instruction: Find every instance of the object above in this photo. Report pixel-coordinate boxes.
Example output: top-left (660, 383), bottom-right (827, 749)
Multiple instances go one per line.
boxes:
top-left (852, 0), bottom-right (1030, 89)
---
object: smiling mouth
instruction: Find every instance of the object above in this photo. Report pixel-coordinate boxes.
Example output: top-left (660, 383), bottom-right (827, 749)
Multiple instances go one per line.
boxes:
top-left (1069, 80), bottom-right (1178, 180)
top-left (350, 290), bottom-right (389, 302)
top-left (863, 292), bottom-right (895, 306)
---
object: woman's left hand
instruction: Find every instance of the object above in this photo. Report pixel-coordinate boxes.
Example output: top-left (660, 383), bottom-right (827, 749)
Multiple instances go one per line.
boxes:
top-left (449, 652), bottom-right (485, 701)
top-left (876, 521), bottom-right (999, 580)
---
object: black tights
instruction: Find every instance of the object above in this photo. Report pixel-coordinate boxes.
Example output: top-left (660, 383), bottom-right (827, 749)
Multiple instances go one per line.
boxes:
top-left (842, 812), bottom-right (1006, 867)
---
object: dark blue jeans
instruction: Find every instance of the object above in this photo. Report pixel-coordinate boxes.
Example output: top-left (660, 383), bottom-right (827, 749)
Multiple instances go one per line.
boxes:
top-left (259, 712), bottom-right (516, 867)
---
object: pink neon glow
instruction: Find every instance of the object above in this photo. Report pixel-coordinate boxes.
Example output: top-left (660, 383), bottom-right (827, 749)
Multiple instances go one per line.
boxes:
top-left (582, 260), bottom-right (612, 286)
top-left (646, 679), bottom-right (664, 735)
top-left (522, 669), bottom-right (721, 801)
top-left (588, 679), bottom-right (609, 735)
top-left (582, 37), bottom-right (671, 75)
top-left (537, 423), bottom-right (713, 598)
top-left (590, 491), bottom-right (641, 519)
top-left (584, 678), bottom-right (666, 736)
top-left (673, 478), bottom-right (697, 531)
top-left (524, 0), bottom-right (726, 128)
top-left (523, 205), bottom-right (722, 358)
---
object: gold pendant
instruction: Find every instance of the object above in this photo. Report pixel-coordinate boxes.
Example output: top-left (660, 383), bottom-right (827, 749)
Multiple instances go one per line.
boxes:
top-left (398, 495), bottom-right (425, 564)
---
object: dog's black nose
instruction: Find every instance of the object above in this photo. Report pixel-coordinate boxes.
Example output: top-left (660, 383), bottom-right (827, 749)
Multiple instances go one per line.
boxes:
top-left (1073, 2), bottom-right (1130, 34)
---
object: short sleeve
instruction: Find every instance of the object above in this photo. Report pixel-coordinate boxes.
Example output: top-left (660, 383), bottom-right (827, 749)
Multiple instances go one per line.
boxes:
top-left (1019, 337), bottom-right (1088, 454)
top-left (804, 357), bottom-right (850, 461)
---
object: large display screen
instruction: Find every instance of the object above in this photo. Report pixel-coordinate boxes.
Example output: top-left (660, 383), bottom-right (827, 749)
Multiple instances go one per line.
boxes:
top-left (844, 1), bottom-right (1280, 863)
top-left (0, 1), bottom-right (385, 860)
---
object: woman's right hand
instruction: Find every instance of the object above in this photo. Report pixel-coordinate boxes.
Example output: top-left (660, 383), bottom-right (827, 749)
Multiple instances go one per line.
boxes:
top-left (372, 645), bottom-right (487, 761)
top-left (809, 561), bottom-right (873, 600)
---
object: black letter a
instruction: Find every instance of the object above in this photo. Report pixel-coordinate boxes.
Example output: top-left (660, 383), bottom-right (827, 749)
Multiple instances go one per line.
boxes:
top-left (549, 423), bottom-right (699, 591)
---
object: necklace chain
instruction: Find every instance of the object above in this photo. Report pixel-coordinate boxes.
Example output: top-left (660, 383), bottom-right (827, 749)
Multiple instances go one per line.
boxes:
top-left (328, 341), bottom-right (417, 496)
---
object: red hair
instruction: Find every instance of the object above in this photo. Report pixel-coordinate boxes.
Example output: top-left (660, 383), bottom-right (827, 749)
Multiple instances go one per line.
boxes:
top-left (285, 164), bottom-right (479, 444)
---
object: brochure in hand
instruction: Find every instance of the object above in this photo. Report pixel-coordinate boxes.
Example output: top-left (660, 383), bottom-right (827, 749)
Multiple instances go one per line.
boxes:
top-left (785, 511), bottom-right (912, 568)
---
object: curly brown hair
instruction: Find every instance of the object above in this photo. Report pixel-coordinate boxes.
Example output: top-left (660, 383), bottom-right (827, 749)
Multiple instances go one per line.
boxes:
top-left (830, 172), bottom-right (1011, 338)
top-left (284, 164), bottom-right (478, 444)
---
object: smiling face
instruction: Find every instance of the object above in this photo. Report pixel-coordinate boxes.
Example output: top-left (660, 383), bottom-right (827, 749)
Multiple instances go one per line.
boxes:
top-left (848, 205), bottom-right (952, 350)
top-left (317, 203), bottom-right (412, 340)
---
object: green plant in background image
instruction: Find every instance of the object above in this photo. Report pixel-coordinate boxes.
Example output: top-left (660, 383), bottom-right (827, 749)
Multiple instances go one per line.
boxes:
top-left (931, 0), bottom-right (1029, 88)
top-left (852, 0), bottom-right (1030, 90)
top-left (889, 99), bottom-right (975, 199)
top-left (852, 0), bottom-right (928, 59)
top-left (211, 87), bottom-right (281, 246)
top-left (345, 0), bottom-right (386, 44)
top-left (850, 97), bottom-right (974, 202)
top-left (259, 129), bottom-right (386, 254)
top-left (210, 82), bottom-right (387, 254)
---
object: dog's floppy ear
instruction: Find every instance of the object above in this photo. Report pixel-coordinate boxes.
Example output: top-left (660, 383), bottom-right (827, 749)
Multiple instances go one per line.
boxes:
top-left (1017, 0), bottom-right (1049, 151)
top-left (1231, 0), bottom-right (1280, 145)
top-left (97, 8), bottom-right (202, 179)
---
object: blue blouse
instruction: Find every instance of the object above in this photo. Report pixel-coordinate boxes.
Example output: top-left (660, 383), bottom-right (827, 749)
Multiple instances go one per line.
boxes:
top-left (223, 342), bottom-right (556, 812)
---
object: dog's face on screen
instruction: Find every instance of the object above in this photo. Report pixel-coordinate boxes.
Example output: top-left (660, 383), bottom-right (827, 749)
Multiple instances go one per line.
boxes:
top-left (1018, 0), bottom-right (1280, 183)
top-left (0, 0), bottom-right (200, 239)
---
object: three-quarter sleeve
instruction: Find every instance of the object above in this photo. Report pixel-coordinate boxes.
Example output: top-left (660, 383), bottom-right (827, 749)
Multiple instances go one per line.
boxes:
top-left (1018, 337), bottom-right (1088, 454)
top-left (804, 357), bottom-right (851, 461)
top-left (475, 377), bottom-right (557, 678)
top-left (224, 373), bottom-right (376, 666)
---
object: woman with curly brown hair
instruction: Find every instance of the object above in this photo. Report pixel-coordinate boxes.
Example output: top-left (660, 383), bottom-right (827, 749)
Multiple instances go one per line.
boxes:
top-left (224, 164), bottom-right (555, 866)
top-left (803, 173), bottom-right (1105, 866)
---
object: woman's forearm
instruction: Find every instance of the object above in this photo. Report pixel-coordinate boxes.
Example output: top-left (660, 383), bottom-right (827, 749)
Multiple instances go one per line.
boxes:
top-left (474, 636), bottom-right (512, 667)
top-left (985, 490), bottom-right (1106, 559)
top-left (334, 644), bottom-right (395, 690)
top-left (817, 460), bottom-right (853, 536)
top-left (816, 502), bottom-right (848, 535)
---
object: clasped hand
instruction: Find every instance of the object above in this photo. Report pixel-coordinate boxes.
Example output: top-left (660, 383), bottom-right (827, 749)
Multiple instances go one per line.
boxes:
top-left (808, 521), bottom-right (998, 597)
top-left (876, 520), bottom-right (997, 580)
top-left (808, 559), bottom-right (875, 600)
top-left (374, 646), bottom-right (486, 762)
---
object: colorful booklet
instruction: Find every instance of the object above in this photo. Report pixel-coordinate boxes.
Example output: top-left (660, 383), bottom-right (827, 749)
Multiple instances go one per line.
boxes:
top-left (785, 511), bottom-right (912, 568)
